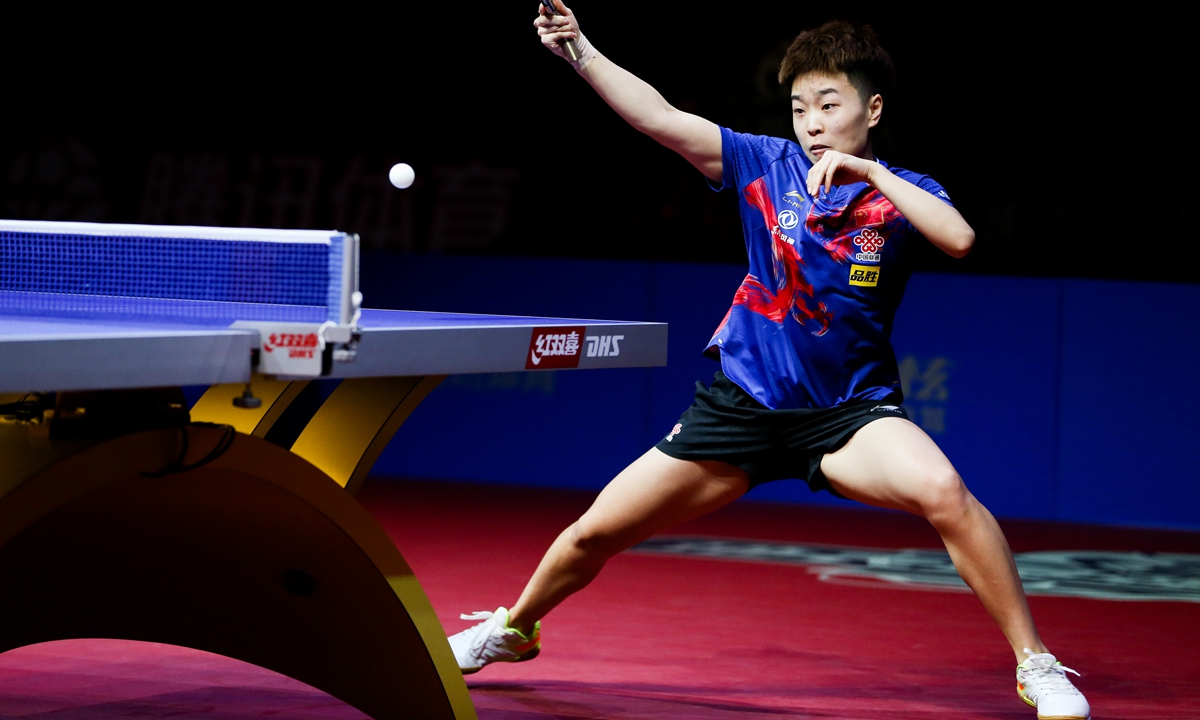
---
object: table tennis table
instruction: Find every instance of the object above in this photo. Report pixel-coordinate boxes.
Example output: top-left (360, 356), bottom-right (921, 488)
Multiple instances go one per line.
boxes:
top-left (0, 220), bottom-right (667, 720)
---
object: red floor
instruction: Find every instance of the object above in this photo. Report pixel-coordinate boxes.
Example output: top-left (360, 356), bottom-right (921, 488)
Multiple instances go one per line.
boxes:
top-left (1, 479), bottom-right (1197, 719)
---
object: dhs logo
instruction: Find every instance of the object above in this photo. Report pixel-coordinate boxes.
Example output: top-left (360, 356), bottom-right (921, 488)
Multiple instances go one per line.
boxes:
top-left (527, 327), bottom-right (585, 369)
top-left (586, 334), bottom-right (624, 358)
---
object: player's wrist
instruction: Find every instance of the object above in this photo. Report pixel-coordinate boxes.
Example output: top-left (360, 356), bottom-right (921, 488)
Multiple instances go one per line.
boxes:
top-left (864, 159), bottom-right (890, 188)
top-left (570, 32), bottom-right (597, 71)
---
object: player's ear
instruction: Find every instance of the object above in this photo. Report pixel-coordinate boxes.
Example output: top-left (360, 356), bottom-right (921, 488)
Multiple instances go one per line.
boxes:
top-left (867, 94), bottom-right (883, 128)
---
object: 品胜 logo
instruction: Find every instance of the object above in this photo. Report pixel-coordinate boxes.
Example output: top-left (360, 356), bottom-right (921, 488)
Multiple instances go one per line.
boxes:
top-left (849, 264), bottom-right (879, 287)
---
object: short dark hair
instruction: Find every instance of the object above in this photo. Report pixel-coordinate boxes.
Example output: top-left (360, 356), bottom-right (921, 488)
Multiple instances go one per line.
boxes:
top-left (777, 20), bottom-right (896, 102)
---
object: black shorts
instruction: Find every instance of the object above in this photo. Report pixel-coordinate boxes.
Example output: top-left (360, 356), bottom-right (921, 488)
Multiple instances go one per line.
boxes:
top-left (654, 370), bottom-right (908, 496)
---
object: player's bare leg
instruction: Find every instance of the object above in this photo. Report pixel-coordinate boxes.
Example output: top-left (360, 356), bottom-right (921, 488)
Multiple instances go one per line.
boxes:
top-left (818, 417), bottom-right (1045, 664)
top-left (507, 448), bottom-right (750, 633)
top-left (449, 448), bottom-right (749, 673)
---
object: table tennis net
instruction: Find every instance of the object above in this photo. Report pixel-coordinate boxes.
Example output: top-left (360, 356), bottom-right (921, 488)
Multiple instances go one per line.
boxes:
top-left (0, 221), bottom-right (357, 325)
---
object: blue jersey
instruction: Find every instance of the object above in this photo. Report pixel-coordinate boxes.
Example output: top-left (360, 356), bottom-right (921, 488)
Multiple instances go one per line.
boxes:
top-left (707, 127), bottom-right (953, 410)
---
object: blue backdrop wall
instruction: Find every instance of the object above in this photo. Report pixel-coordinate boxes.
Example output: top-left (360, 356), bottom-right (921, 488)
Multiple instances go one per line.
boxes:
top-left (360, 253), bottom-right (1200, 531)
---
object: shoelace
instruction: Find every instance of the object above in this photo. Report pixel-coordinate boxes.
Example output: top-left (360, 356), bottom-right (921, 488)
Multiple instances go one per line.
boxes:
top-left (1020, 648), bottom-right (1081, 696)
top-left (460, 611), bottom-right (500, 654)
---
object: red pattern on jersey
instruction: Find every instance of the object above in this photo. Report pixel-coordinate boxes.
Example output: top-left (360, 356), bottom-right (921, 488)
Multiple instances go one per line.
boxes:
top-left (808, 189), bottom-right (902, 264)
top-left (713, 306), bottom-right (733, 336)
top-left (731, 178), bottom-right (832, 336)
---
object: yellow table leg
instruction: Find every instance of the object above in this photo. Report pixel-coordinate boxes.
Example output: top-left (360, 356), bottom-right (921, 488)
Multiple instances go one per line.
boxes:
top-left (0, 428), bottom-right (475, 720)
top-left (289, 376), bottom-right (445, 495)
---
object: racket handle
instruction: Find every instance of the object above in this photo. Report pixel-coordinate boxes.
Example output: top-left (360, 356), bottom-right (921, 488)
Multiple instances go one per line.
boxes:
top-left (541, 0), bottom-right (581, 63)
top-left (563, 38), bottom-right (581, 62)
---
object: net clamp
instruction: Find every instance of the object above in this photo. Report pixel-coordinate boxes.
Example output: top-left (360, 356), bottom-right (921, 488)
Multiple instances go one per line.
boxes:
top-left (231, 320), bottom-right (359, 378)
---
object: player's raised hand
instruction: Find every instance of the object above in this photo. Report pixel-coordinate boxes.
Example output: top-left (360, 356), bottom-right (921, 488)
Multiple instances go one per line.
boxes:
top-left (806, 150), bottom-right (878, 198)
top-left (534, 0), bottom-right (581, 61)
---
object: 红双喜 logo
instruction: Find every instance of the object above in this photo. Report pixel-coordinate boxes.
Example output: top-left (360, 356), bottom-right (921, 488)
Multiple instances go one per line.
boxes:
top-left (526, 327), bottom-right (586, 369)
top-left (265, 332), bottom-right (319, 359)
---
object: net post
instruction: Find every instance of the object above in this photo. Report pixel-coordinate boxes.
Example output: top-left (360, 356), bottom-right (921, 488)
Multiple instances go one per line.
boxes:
top-left (329, 232), bottom-right (362, 329)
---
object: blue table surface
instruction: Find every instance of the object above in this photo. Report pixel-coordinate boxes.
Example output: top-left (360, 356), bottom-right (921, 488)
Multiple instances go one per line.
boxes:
top-left (0, 303), bottom-right (643, 338)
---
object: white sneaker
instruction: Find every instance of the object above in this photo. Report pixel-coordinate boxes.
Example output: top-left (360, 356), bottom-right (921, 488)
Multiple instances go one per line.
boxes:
top-left (448, 607), bottom-right (541, 674)
top-left (1016, 649), bottom-right (1091, 719)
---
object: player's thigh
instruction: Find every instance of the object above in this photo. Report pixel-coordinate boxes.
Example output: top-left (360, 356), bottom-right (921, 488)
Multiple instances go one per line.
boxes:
top-left (574, 448), bottom-right (750, 554)
top-left (818, 417), bottom-right (963, 515)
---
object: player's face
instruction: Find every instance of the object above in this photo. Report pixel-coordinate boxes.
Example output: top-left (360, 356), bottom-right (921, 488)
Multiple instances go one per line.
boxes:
top-left (790, 72), bottom-right (882, 164)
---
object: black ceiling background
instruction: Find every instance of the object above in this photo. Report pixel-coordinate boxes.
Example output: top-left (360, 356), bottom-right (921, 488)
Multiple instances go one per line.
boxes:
top-left (3, 4), bottom-right (1184, 282)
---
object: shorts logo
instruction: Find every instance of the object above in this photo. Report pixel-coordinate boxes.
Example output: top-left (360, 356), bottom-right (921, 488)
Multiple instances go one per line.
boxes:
top-left (665, 423), bottom-right (683, 442)
top-left (782, 190), bottom-right (808, 208)
top-left (853, 228), bottom-right (885, 262)
top-left (585, 334), bottom-right (624, 357)
top-left (870, 404), bottom-right (902, 414)
top-left (777, 209), bottom-right (799, 229)
top-left (526, 326), bottom-right (586, 369)
top-left (849, 265), bottom-right (879, 287)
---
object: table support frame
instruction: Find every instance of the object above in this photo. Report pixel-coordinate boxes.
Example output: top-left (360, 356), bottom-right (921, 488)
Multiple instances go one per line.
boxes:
top-left (0, 377), bottom-right (472, 720)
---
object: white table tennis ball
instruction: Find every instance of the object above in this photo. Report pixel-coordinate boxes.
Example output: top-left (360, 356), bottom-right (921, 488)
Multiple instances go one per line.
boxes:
top-left (389, 162), bottom-right (415, 189)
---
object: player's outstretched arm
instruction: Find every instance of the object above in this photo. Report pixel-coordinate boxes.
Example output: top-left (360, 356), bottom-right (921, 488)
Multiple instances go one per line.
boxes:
top-left (534, 1), bottom-right (722, 182)
top-left (806, 151), bottom-right (975, 258)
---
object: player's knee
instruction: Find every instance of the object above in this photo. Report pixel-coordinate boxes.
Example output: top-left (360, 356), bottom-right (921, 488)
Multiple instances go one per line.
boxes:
top-left (913, 468), bottom-right (970, 526)
top-left (568, 518), bottom-right (625, 561)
